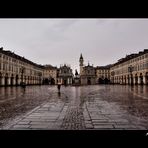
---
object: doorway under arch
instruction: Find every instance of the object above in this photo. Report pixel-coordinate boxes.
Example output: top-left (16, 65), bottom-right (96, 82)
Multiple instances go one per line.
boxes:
top-left (139, 73), bottom-right (143, 85)
top-left (135, 74), bottom-right (138, 85)
top-left (87, 77), bottom-right (91, 85)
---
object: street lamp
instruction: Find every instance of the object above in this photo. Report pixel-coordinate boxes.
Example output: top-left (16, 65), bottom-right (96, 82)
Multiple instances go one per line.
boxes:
top-left (20, 67), bottom-right (26, 87)
top-left (128, 65), bottom-right (133, 85)
top-left (38, 72), bottom-right (42, 85)
top-left (111, 71), bottom-right (115, 84)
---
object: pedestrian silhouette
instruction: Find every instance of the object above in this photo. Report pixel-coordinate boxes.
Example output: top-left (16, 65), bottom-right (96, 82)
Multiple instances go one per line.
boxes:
top-left (57, 82), bottom-right (61, 92)
top-left (58, 91), bottom-right (61, 98)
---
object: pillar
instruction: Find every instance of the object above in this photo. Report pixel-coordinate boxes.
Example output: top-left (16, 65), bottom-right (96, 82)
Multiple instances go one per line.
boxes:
top-left (13, 78), bottom-right (16, 85)
top-left (133, 76), bottom-right (135, 85)
top-left (138, 76), bottom-right (140, 84)
top-left (124, 77), bottom-right (126, 84)
top-left (126, 77), bottom-right (128, 84)
top-left (1, 77), bottom-right (5, 86)
top-left (7, 77), bottom-right (11, 85)
top-left (143, 76), bottom-right (146, 84)
top-left (122, 77), bottom-right (125, 84)
top-left (18, 77), bottom-right (21, 85)
top-left (67, 78), bottom-right (69, 85)
top-left (69, 78), bottom-right (71, 84)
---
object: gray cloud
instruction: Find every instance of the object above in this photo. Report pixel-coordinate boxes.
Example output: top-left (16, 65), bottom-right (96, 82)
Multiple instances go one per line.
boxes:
top-left (0, 19), bottom-right (148, 73)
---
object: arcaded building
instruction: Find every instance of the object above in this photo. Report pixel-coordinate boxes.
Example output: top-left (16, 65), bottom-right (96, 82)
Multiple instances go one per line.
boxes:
top-left (42, 64), bottom-right (57, 85)
top-left (95, 65), bottom-right (111, 84)
top-left (110, 49), bottom-right (148, 85)
top-left (0, 47), bottom-right (43, 86)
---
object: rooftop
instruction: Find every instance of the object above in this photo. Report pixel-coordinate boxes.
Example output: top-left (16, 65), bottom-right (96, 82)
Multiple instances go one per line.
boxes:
top-left (0, 47), bottom-right (43, 69)
top-left (113, 49), bottom-right (148, 66)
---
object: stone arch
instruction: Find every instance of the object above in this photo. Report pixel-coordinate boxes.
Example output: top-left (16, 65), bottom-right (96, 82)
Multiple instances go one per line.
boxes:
top-left (10, 74), bottom-right (14, 86)
top-left (121, 76), bottom-right (123, 84)
top-left (135, 73), bottom-right (138, 85)
top-left (131, 74), bottom-right (134, 85)
top-left (30, 76), bottom-right (32, 84)
top-left (118, 76), bottom-right (120, 84)
top-left (27, 76), bottom-right (30, 84)
top-left (0, 72), bottom-right (2, 85)
top-left (116, 76), bottom-right (118, 83)
top-left (51, 78), bottom-right (55, 85)
top-left (104, 77), bottom-right (110, 84)
top-left (115, 76), bottom-right (117, 83)
top-left (87, 77), bottom-right (91, 85)
top-left (98, 78), bottom-right (103, 84)
top-left (5, 73), bottom-right (8, 86)
top-left (44, 78), bottom-right (49, 85)
top-left (24, 76), bottom-right (27, 84)
top-left (16, 75), bottom-right (19, 86)
top-left (124, 75), bottom-right (126, 84)
top-left (145, 72), bottom-right (148, 85)
top-left (127, 75), bottom-right (130, 84)
top-left (139, 73), bottom-right (143, 85)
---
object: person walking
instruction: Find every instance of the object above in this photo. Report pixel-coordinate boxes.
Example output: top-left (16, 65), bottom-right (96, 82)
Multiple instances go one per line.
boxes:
top-left (57, 82), bottom-right (61, 92)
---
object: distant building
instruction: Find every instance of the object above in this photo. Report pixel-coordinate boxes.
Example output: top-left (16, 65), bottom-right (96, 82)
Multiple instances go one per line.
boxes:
top-left (0, 47), bottom-right (148, 86)
top-left (42, 64), bottom-right (57, 85)
top-left (95, 65), bottom-right (111, 84)
top-left (79, 54), bottom-right (96, 85)
top-left (57, 64), bottom-right (73, 85)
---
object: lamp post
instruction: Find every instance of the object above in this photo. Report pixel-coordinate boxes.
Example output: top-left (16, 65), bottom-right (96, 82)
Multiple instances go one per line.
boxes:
top-left (128, 65), bottom-right (133, 85)
top-left (20, 67), bottom-right (26, 87)
top-left (38, 72), bottom-right (42, 85)
top-left (111, 71), bottom-right (115, 84)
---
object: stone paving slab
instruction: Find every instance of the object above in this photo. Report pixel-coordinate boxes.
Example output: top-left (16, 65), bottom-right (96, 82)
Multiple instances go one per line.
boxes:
top-left (2, 86), bottom-right (148, 130)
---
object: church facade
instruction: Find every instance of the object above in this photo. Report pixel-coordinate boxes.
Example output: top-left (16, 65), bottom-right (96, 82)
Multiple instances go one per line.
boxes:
top-left (79, 54), bottom-right (110, 85)
top-left (79, 54), bottom-right (96, 85)
top-left (57, 64), bottom-right (73, 85)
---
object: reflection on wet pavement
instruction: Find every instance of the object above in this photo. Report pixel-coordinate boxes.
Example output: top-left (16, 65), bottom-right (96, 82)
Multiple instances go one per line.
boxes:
top-left (0, 85), bottom-right (148, 130)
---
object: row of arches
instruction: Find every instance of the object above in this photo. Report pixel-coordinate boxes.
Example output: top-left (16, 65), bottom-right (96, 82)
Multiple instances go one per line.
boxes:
top-left (112, 72), bottom-right (148, 85)
top-left (0, 73), bottom-right (42, 86)
top-left (42, 78), bottom-right (55, 85)
top-left (98, 78), bottom-right (110, 84)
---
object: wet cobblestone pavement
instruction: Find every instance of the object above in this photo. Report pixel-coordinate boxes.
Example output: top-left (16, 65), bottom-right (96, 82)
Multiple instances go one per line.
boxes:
top-left (1, 85), bottom-right (148, 130)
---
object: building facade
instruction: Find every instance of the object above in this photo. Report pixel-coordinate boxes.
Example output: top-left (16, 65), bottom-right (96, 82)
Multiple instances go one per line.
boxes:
top-left (42, 65), bottom-right (57, 85)
top-left (110, 49), bottom-right (148, 85)
top-left (79, 54), bottom-right (96, 85)
top-left (0, 47), bottom-right (43, 86)
top-left (1, 47), bottom-right (148, 87)
top-left (57, 64), bottom-right (73, 85)
top-left (95, 65), bottom-right (111, 84)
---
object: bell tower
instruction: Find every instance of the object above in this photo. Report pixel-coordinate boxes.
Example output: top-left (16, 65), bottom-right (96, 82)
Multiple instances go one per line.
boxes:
top-left (79, 53), bottom-right (84, 75)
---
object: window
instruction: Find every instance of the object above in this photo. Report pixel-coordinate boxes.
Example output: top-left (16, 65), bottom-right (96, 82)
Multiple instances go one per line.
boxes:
top-left (143, 63), bottom-right (145, 69)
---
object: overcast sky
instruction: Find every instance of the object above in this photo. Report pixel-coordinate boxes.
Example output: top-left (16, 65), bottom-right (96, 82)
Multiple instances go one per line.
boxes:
top-left (0, 19), bottom-right (148, 73)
